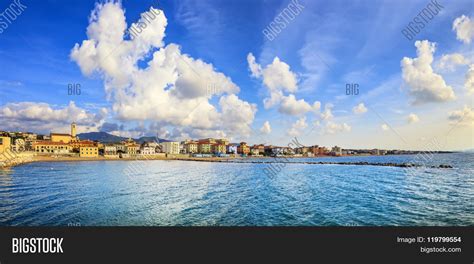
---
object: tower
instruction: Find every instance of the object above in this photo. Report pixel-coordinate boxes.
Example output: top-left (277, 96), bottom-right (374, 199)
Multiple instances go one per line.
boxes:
top-left (71, 122), bottom-right (77, 138)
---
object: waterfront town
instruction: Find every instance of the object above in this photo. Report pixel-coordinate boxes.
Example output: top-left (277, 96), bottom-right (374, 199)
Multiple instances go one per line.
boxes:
top-left (0, 122), bottom-right (450, 167)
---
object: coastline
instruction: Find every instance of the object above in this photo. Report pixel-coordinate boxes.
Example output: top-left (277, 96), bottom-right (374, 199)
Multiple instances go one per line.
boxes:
top-left (0, 153), bottom-right (455, 169)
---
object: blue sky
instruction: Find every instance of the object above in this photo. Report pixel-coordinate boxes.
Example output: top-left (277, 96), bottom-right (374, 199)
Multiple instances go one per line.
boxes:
top-left (0, 0), bottom-right (473, 150)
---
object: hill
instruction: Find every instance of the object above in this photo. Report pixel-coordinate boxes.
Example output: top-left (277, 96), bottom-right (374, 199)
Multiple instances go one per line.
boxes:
top-left (77, 132), bottom-right (171, 144)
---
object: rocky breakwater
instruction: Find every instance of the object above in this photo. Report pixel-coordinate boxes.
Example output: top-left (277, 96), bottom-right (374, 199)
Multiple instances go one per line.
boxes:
top-left (176, 158), bottom-right (453, 168)
top-left (0, 150), bottom-right (35, 167)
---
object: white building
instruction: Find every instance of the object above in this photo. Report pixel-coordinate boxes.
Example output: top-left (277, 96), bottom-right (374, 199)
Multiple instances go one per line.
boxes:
top-left (140, 146), bottom-right (156, 155)
top-left (160, 142), bottom-right (180, 154)
top-left (104, 145), bottom-right (117, 155)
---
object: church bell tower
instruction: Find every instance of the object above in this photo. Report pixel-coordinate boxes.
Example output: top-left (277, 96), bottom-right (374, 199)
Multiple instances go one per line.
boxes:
top-left (71, 122), bottom-right (77, 139)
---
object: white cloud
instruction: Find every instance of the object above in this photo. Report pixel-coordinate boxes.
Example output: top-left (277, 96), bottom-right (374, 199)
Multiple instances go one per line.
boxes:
top-left (287, 117), bottom-right (308, 136)
top-left (71, 2), bottom-right (255, 139)
top-left (260, 121), bottom-right (272, 134)
top-left (278, 94), bottom-right (312, 115)
top-left (381, 124), bottom-right (389, 131)
top-left (323, 121), bottom-right (351, 135)
top-left (401, 40), bottom-right (455, 104)
top-left (448, 106), bottom-right (474, 126)
top-left (319, 103), bottom-right (334, 120)
top-left (0, 101), bottom-right (107, 133)
top-left (437, 53), bottom-right (469, 71)
top-left (247, 53), bottom-right (262, 78)
top-left (261, 57), bottom-right (298, 93)
top-left (262, 90), bottom-right (283, 109)
top-left (309, 102), bottom-right (351, 135)
top-left (465, 64), bottom-right (474, 95)
top-left (453, 15), bottom-right (474, 44)
top-left (407, 113), bottom-right (420, 124)
top-left (247, 53), bottom-right (321, 116)
top-left (218, 94), bottom-right (257, 138)
top-left (352, 103), bottom-right (368, 114)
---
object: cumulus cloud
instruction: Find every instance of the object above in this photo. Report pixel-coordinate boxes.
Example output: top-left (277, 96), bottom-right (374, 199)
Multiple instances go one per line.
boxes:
top-left (260, 121), bottom-right (271, 134)
top-left (465, 64), bottom-right (474, 95)
top-left (0, 101), bottom-right (107, 133)
top-left (287, 117), bottom-right (308, 136)
top-left (247, 53), bottom-right (262, 78)
top-left (352, 103), bottom-right (368, 114)
top-left (319, 103), bottom-right (334, 120)
top-left (453, 15), bottom-right (474, 44)
top-left (247, 53), bottom-right (322, 117)
top-left (278, 94), bottom-right (321, 115)
top-left (407, 113), bottom-right (420, 124)
top-left (310, 103), bottom-right (351, 135)
top-left (71, 2), bottom-right (255, 139)
top-left (323, 121), bottom-right (351, 135)
top-left (218, 94), bottom-right (257, 138)
top-left (261, 57), bottom-right (298, 93)
top-left (448, 105), bottom-right (474, 126)
top-left (381, 124), bottom-right (389, 131)
top-left (401, 40), bottom-right (455, 104)
top-left (437, 53), bottom-right (469, 71)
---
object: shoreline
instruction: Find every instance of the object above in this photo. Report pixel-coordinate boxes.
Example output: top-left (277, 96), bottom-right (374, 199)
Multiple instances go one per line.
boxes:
top-left (1, 153), bottom-right (455, 169)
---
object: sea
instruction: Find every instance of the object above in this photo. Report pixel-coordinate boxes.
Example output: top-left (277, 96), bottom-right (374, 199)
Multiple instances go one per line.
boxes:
top-left (0, 153), bottom-right (472, 226)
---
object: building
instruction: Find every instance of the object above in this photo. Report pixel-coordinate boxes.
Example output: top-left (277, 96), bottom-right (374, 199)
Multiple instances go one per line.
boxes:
top-left (283, 147), bottom-right (295, 155)
top-left (331, 146), bottom-right (342, 156)
top-left (295, 146), bottom-right (309, 155)
top-left (264, 145), bottom-right (275, 156)
top-left (50, 122), bottom-right (78, 144)
top-left (250, 147), bottom-right (261, 156)
top-left (122, 138), bottom-right (139, 155)
top-left (33, 141), bottom-right (72, 154)
top-left (104, 144), bottom-right (117, 156)
top-left (143, 141), bottom-right (160, 153)
top-left (216, 138), bottom-right (229, 145)
top-left (50, 133), bottom-right (74, 144)
top-left (371, 149), bottom-right (380, 155)
top-left (80, 146), bottom-right (98, 157)
top-left (199, 138), bottom-right (217, 144)
top-left (69, 140), bottom-right (96, 152)
top-left (160, 142), bottom-right (180, 154)
top-left (12, 138), bottom-right (26, 152)
top-left (227, 144), bottom-right (238, 154)
top-left (115, 144), bottom-right (126, 153)
top-left (126, 144), bottom-right (139, 155)
top-left (140, 145), bottom-right (156, 155)
top-left (211, 143), bottom-right (226, 154)
top-left (237, 142), bottom-right (250, 155)
top-left (0, 136), bottom-right (11, 153)
top-left (184, 141), bottom-right (198, 154)
top-left (198, 143), bottom-right (211, 154)
top-left (252, 144), bottom-right (265, 155)
top-left (311, 145), bottom-right (329, 156)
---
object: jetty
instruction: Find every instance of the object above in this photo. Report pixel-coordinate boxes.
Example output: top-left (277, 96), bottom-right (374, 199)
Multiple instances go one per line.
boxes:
top-left (175, 158), bottom-right (453, 169)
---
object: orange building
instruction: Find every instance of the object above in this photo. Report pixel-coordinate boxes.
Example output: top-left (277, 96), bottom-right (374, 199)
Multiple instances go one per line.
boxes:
top-left (69, 140), bottom-right (97, 152)
top-left (237, 142), bottom-right (250, 155)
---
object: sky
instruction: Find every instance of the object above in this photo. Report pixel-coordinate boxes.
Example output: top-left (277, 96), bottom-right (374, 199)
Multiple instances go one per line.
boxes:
top-left (0, 0), bottom-right (473, 151)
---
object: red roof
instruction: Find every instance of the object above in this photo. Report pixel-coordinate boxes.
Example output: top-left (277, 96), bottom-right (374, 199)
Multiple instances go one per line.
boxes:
top-left (33, 141), bottom-right (70, 146)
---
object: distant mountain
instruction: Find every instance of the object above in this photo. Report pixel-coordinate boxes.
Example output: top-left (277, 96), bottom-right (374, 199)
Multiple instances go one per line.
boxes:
top-left (136, 136), bottom-right (171, 144)
top-left (78, 132), bottom-right (128, 143)
top-left (78, 132), bottom-right (171, 144)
